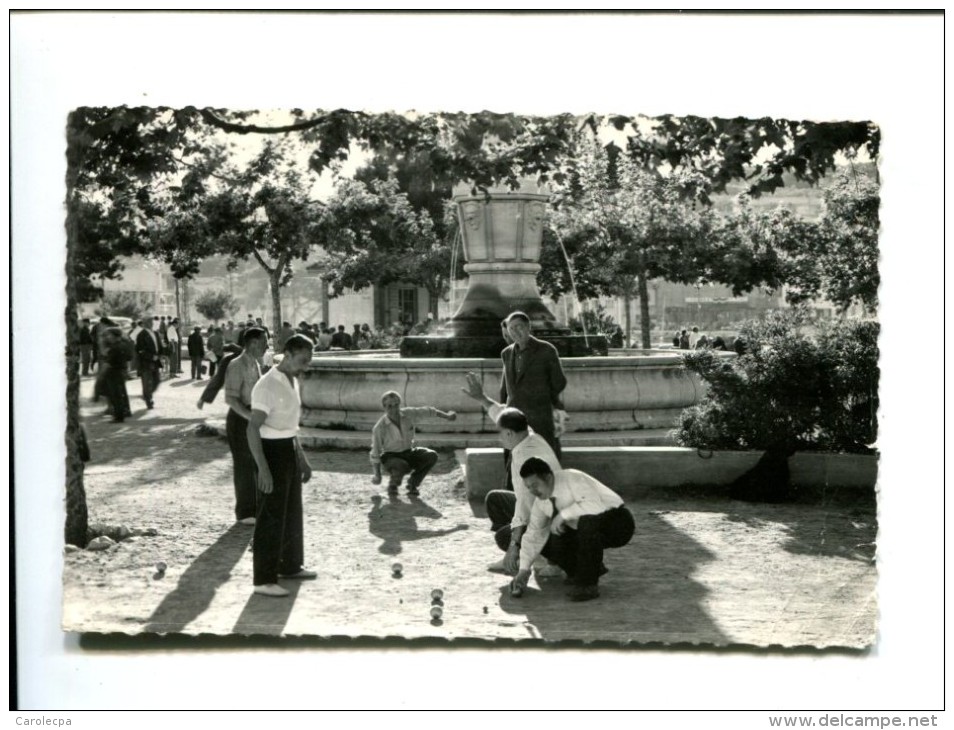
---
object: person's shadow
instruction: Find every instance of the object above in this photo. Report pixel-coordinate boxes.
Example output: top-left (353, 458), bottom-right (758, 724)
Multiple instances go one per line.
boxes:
top-left (367, 494), bottom-right (469, 556)
top-left (144, 523), bottom-right (252, 634)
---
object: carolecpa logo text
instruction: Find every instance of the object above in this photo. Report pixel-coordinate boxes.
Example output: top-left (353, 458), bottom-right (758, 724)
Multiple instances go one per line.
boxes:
top-left (16, 719), bottom-right (71, 726)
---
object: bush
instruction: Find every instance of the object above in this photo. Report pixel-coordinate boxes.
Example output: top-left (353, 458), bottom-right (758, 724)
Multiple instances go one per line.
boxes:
top-left (194, 289), bottom-right (240, 323)
top-left (675, 311), bottom-right (878, 455)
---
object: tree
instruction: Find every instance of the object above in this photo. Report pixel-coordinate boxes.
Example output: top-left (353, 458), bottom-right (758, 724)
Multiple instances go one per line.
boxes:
top-left (97, 291), bottom-right (146, 321)
top-left (314, 177), bottom-right (449, 301)
top-left (193, 288), bottom-right (240, 323)
top-left (550, 135), bottom-right (717, 348)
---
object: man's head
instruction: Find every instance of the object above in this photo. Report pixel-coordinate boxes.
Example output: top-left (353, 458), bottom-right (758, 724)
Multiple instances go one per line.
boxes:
top-left (193, 325), bottom-right (201, 332)
top-left (692, 326), bottom-right (699, 333)
top-left (505, 311), bottom-right (531, 349)
top-left (146, 317), bottom-right (157, 330)
top-left (171, 318), bottom-right (178, 326)
top-left (283, 321), bottom-right (291, 329)
top-left (381, 390), bottom-right (402, 421)
top-left (495, 407), bottom-right (529, 450)
top-left (242, 327), bottom-right (268, 358)
top-left (337, 325), bottom-right (345, 332)
top-left (281, 334), bottom-right (314, 374)
top-left (256, 317), bottom-right (263, 325)
top-left (519, 457), bottom-right (556, 499)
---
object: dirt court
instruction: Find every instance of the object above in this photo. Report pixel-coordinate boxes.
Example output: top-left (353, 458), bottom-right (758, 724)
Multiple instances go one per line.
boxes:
top-left (62, 369), bottom-right (878, 648)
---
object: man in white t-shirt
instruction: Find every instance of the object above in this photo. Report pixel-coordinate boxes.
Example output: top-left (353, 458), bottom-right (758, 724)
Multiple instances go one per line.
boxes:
top-left (246, 334), bottom-right (316, 598)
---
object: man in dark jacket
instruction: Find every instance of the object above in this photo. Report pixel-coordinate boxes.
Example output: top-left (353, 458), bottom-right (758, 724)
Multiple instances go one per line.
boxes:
top-left (79, 318), bottom-right (94, 375)
top-left (135, 317), bottom-right (162, 409)
top-left (187, 325), bottom-right (206, 380)
top-left (499, 311), bottom-right (568, 459)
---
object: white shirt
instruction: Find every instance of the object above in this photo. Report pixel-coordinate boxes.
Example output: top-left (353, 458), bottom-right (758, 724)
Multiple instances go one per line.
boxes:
top-left (487, 402), bottom-right (562, 531)
top-left (167, 325), bottom-right (178, 341)
top-left (519, 468), bottom-right (625, 570)
top-left (250, 366), bottom-right (301, 439)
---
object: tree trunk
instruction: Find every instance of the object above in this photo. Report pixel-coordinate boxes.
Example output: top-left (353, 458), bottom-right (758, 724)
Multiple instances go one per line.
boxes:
top-left (623, 285), bottom-right (632, 349)
top-left (174, 277), bottom-right (181, 322)
top-left (270, 271), bottom-right (283, 344)
top-left (637, 269), bottom-right (651, 349)
top-left (64, 187), bottom-right (89, 547)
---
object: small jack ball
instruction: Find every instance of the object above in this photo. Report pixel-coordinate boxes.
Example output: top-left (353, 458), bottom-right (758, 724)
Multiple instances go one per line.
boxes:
top-left (430, 588), bottom-right (444, 601)
top-left (430, 605), bottom-right (443, 620)
top-left (155, 562), bottom-right (167, 572)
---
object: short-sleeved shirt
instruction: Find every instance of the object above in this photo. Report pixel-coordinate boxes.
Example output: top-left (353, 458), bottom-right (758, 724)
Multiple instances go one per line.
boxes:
top-left (250, 366), bottom-right (301, 439)
top-left (224, 353), bottom-right (262, 410)
top-left (369, 407), bottom-right (436, 464)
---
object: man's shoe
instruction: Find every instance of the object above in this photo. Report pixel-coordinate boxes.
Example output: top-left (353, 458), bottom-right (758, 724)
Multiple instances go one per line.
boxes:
top-left (567, 585), bottom-right (600, 602)
top-left (279, 568), bottom-right (317, 580)
top-left (406, 485), bottom-right (420, 496)
top-left (238, 517), bottom-right (256, 526)
top-left (253, 584), bottom-right (290, 597)
top-left (533, 560), bottom-right (564, 579)
top-left (486, 558), bottom-right (511, 574)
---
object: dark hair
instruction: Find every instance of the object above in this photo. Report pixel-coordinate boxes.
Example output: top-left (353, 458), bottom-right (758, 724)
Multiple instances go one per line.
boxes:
top-left (284, 334), bottom-right (314, 355)
top-left (496, 407), bottom-right (529, 433)
top-left (381, 390), bottom-right (402, 406)
top-left (519, 457), bottom-right (554, 480)
top-left (243, 327), bottom-right (266, 345)
top-left (505, 311), bottom-right (530, 326)
top-left (337, 325), bottom-right (345, 331)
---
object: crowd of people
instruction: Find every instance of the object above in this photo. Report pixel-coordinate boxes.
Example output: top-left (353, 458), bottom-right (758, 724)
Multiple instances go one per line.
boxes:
top-left (673, 326), bottom-right (747, 355)
top-left (79, 309), bottom-right (637, 604)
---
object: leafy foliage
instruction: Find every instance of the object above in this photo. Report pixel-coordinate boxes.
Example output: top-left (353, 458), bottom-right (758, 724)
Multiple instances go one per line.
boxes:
top-left (193, 288), bottom-right (240, 323)
top-left (97, 291), bottom-right (145, 321)
top-left (675, 311), bottom-right (879, 454)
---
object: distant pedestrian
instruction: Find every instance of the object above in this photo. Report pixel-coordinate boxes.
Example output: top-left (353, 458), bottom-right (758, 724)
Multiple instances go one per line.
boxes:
top-left (278, 321), bottom-right (296, 350)
top-left (330, 325), bottom-right (353, 350)
top-left (207, 326), bottom-right (225, 378)
top-left (679, 329), bottom-right (690, 349)
top-left (79, 318), bottom-right (93, 376)
top-left (688, 326), bottom-right (700, 349)
top-left (696, 334), bottom-right (709, 349)
top-left (187, 325), bottom-right (205, 380)
top-left (101, 327), bottom-right (132, 422)
top-left (711, 336), bottom-right (728, 351)
top-left (135, 316), bottom-right (162, 410)
top-left (167, 318), bottom-right (181, 377)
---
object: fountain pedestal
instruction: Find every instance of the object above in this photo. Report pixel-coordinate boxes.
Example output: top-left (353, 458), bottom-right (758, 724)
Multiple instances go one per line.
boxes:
top-left (400, 190), bottom-right (606, 358)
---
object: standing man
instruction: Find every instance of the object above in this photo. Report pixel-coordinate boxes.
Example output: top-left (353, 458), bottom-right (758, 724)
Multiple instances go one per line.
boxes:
top-left (246, 334), bottom-right (317, 597)
top-left (278, 321), bottom-right (296, 351)
top-left (207, 326), bottom-right (225, 378)
top-left (499, 311), bottom-right (568, 458)
top-left (187, 325), bottom-right (205, 380)
top-left (135, 316), bottom-right (162, 409)
top-left (510, 458), bottom-right (635, 602)
top-left (224, 327), bottom-right (266, 525)
top-left (330, 325), bottom-right (352, 350)
top-left (79, 318), bottom-right (93, 376)
top-left (166, 318), bottom-right (181, 377)
top-left (254, 317), bottom-right (271, 346)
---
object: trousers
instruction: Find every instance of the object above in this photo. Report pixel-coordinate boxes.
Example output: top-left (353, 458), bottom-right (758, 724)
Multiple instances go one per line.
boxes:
top-left (380, 448), bottom-right (438, 490)
top-left (253, 437), bottom-right (304, 586)
top-left (140, 362), bottom-right (160, 406)
top-left (485, 489), bottom-right (517, 551)
top-left (226, 409), bottom-right (258, 520)
top-left (540, 505), bottom-right (635, 586)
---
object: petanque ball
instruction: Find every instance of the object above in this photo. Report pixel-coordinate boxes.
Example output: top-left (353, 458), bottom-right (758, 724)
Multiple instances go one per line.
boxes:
top-left (430, 588), bottom-right (444, 601)
top-left (155, 561), bottom-right (167, 573)
top-left (430, 605), bottom-right (443, 620)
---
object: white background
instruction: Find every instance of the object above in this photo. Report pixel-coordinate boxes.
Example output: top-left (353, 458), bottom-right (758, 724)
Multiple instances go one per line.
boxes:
top-left (8, 10), bottom-right (947, 718)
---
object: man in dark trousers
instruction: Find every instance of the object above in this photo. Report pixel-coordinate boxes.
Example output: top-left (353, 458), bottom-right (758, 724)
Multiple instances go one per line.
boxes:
top-left (246, 334), bottom-right (317, 597)
top-left (187, 325), bottom-right (205, 380)
top-left (510, 457), bottom-right (635, 602)
top-left (79, 318), bottom-right (94, 376)
top-left (224, 327), bottom-right (266, 525)
top-left (499, 311), bottom-right (568, 459)
top-left (135, 316), bottom-right (162, 409)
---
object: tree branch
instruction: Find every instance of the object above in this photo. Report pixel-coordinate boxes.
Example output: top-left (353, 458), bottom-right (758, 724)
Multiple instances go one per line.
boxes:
top-left (168, 154), bottom-right (244, 184)
top-left (199, 108), bottom-right (330, 135)
top-left (251, 248), bottom-right (274, 274)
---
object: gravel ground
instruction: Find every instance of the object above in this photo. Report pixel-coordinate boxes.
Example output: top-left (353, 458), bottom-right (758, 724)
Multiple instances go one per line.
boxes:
top-left (62, 367), bottom-right (878, 648)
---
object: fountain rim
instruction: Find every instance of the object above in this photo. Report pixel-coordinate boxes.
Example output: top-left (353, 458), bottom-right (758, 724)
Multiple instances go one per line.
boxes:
top-left (453, 192), bottom-right (552, 204)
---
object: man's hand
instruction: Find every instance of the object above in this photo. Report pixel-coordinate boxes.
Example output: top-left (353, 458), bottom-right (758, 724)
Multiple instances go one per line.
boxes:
top-left (503, 543), bottom-right (520, 575)
top-left (511, 569), bottom-right (531, 597)
top-left (257, 468), bottom-right (274, 494)
top-left (550, 513), bottom-right (566, 536)
top-left (554, 409), bottom-right (569, 438)
top-left (196, 399), bottom-right (205, 410)
top-left (299, 457), bottom-right (312, 484)
top-left (461, 371), bottom-right (484, 401)
top-left (445, 410), bottom-right (457, 421)
top-left (371, 473), bottom-right (382, 486)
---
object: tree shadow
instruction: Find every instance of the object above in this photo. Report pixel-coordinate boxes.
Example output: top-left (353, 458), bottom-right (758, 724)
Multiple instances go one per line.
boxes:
top-left (232, 581), bottom-right (303, 637)
top-left (367, 494), bottom-right (469, 556)
top-left (143, 523), bottom-right (252, 634)
top-left (496, 511), bottom-right (729, 646)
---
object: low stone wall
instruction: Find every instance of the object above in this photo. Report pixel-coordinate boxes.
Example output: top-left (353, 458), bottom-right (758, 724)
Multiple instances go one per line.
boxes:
top-left (464, 446), bottom-right (878, 500)
top-left (299, 352), bottom-right (709, 433)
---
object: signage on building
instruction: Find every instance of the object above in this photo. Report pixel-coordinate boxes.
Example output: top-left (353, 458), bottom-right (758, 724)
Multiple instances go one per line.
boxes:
top-left (685, 296), bottom-right (749, 304)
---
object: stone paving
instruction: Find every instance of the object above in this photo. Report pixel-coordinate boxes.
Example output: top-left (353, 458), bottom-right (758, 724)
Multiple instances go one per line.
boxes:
top-left (62, 368), bottom-right (878, 648)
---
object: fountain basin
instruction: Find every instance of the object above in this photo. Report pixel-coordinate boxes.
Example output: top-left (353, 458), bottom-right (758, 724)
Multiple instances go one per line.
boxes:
top-left (299, 350), bottom-right (713, 434)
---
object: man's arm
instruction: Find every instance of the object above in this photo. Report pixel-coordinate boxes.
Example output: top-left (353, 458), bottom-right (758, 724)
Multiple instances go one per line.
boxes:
top-left (547, 347), bottom-right (568, 409)
top-left (223, 361), bottom-right (253, 419)
top-left (517, 502), bottom-right (550, 571)
top-left (246, 409), bottom-right (273, 494)
top-left (370, 422), bottom-right (384, 483)
top-left (294, 437), bottom-right (312, 483)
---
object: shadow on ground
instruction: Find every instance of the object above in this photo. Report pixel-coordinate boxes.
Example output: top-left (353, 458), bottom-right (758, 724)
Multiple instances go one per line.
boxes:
top-left (232, 582), bottom-right (303, 636)
top-left (496, 510), bottom-right (729, 645)
top-left (367, 494), bottom-right (469, 555)
top-left (144, 523), bottom-right (252, 633)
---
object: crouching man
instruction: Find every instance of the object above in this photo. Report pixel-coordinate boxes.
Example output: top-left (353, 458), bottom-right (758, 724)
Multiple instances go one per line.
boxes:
top-left (510, 457), bottom-right (635, 602)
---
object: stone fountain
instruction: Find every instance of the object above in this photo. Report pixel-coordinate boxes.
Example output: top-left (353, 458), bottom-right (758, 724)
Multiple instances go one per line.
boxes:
top-left (298, 185), bottom-right (708, 437)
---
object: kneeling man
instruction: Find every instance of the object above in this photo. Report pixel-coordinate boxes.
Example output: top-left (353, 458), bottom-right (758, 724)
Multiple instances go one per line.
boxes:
top-left (511, 457), bottom-right (635, 602)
